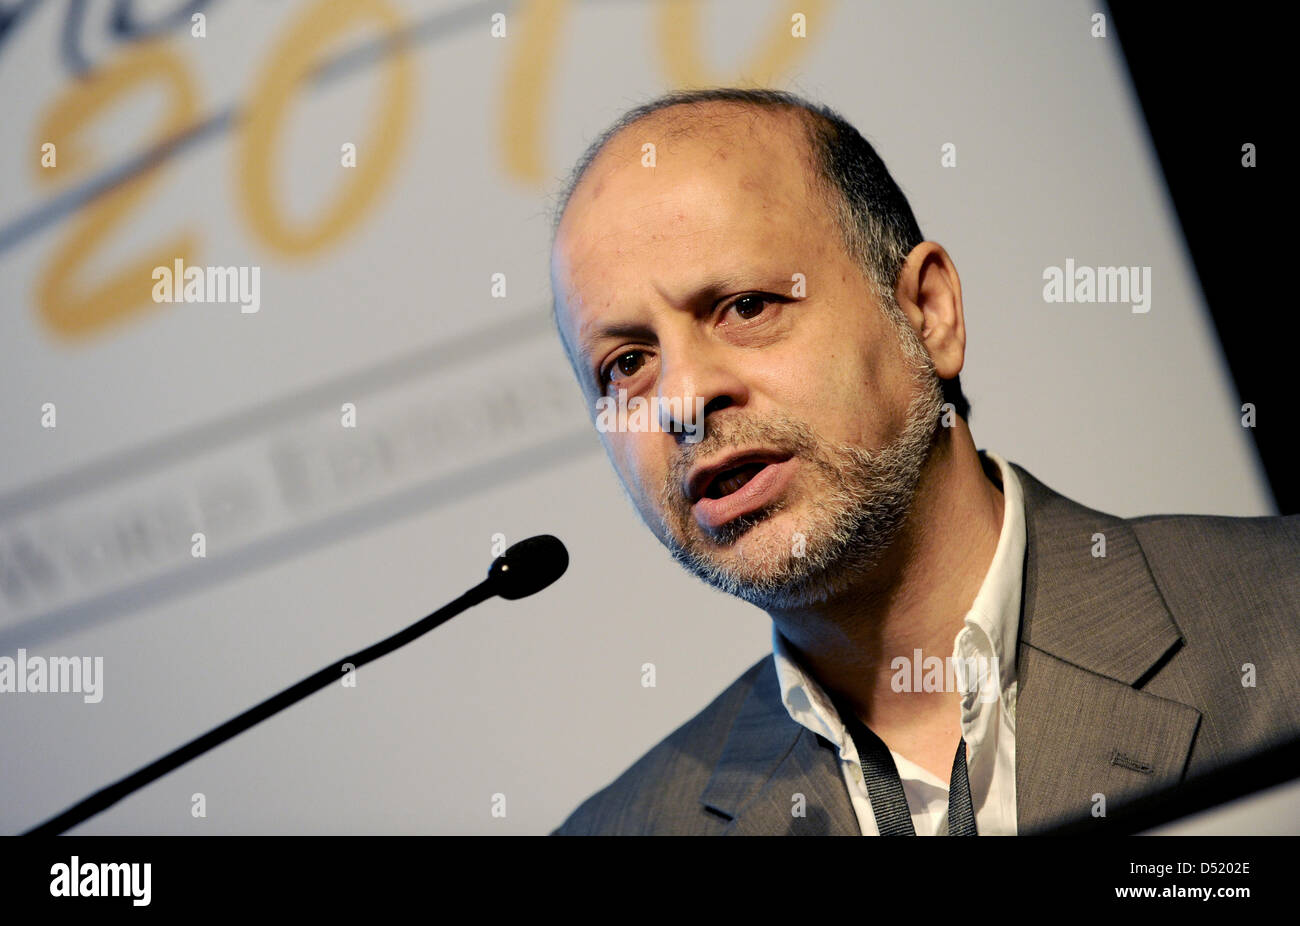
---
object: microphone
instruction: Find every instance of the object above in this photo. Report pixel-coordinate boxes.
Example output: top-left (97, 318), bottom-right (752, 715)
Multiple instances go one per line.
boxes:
top-left (22, 534), bottom-right (569, 836)
top-left (488, 534), bottom-right (569, 599)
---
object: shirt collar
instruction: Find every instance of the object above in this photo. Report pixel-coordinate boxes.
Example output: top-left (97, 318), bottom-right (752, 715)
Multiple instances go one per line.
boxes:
top-left (962, 449), bottom-right (1026, 697)
top-left (772, 448), bottom-right (1026, 742)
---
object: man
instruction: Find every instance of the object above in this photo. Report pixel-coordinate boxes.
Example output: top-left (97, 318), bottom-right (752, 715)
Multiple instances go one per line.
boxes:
top-left (546, 88), bottom-right (1300, 835)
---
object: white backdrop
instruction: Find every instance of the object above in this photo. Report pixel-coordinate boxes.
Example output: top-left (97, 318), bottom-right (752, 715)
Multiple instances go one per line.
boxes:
top-left (0, 0), bottom-right (1272, 834)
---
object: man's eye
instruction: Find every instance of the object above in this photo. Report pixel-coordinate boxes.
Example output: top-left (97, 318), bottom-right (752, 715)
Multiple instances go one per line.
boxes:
top-left (602, 350), bottom-right (646, 387)
top-left (725, 294), bottom-right (773, 321)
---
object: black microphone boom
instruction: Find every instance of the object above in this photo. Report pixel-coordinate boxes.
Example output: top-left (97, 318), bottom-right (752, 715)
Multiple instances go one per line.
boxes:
top-left (22, 534), bottom-right (568, 836)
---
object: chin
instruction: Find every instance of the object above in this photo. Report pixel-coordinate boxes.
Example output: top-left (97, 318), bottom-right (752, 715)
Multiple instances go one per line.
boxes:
top-left (669, 505), bottom-right (840, 607)
top-left (718, 507), bottom-right (800, 564)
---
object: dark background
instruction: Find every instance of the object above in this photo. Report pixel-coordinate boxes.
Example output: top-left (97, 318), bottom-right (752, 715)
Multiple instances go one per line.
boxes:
top-left (1110, 5), bottom-right (1291, 513)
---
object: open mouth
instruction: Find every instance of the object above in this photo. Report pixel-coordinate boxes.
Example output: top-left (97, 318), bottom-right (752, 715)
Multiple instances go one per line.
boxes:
top-left (702, 461), bottom-right (772, 499)
top-left (687, 455), bottom-right (799, 532)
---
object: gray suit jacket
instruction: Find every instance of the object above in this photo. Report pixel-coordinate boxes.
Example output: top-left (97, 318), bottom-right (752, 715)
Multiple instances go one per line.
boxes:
top-left (552, 462), bottom-right (1300, 835)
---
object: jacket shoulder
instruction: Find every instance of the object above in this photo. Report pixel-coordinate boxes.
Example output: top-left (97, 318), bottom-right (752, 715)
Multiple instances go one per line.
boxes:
top-left (1127, 511), bottom-right (1300, 758)
top-left (1128, 509), bottom-right (1300, 658)
top-left (1129, 510), bottom-right (1300, 597)
top-left (550, 654), bottom-right (770, 835)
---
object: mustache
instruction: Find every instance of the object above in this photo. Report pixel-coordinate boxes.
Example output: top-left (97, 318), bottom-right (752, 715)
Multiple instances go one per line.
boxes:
top-left (662, 415), bottom-right (818, 503)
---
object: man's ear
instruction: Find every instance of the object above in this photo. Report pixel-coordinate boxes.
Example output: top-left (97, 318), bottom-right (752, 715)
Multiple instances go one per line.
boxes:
top-left (894, 241), bottom-right (966, 381)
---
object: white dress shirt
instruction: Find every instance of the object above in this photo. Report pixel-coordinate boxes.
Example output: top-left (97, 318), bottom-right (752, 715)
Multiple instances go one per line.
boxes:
top-left (771, 450), bottom-right (1025, 835)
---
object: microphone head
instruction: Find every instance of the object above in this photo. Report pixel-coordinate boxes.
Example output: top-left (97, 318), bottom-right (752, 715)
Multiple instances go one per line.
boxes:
top-left (487, 534), bottom-right (569, 600)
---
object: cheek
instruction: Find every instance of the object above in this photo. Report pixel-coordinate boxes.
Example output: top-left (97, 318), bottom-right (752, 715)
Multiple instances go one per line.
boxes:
top-left (774, 332), bottom-right (855, 396)
top-left (763, 328), bottom-right (897, 447)
top-left (606, 435), bottom-right (667, 506)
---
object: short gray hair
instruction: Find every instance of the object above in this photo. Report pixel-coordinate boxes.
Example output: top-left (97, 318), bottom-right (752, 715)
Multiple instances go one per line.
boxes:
top-left (550, 87), bottom-right (970, 420)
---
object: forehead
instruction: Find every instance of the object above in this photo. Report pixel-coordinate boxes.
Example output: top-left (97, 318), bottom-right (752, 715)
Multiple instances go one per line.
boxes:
top-left (551, 107), bottom-right (833, 356)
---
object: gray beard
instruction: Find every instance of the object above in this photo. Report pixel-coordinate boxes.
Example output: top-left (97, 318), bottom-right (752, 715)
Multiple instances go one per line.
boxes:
top-left (655, 359), bottom-right (945, 611)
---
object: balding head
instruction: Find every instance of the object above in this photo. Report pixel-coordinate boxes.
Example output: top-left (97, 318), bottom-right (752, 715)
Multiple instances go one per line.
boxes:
top-left (548, 88), bottom-right (970, 423)
top-left (551, 101), bottom-right (835, 387)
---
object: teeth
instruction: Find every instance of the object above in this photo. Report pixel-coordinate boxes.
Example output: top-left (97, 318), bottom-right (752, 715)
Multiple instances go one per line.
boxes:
top-left (716, 472), bottom-right (752, 497)
top-left (708, 462), bottom-right (766, 499)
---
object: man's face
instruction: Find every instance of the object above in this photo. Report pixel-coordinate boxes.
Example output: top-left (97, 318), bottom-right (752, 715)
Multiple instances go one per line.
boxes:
top-left (551, 108), bottom-right (943, 609)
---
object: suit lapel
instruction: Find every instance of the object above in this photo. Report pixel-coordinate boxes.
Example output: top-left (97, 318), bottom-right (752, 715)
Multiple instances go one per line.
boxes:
top-left (1010, 463), bottom-right (1201, 832)
top-left (699, 656), bottom-right (859, 835)
top-left (694, 461), bottom-right (1203, 836)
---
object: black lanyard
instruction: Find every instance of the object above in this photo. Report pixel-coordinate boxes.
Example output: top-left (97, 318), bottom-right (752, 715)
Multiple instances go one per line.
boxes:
top-left (834, 699), bottom-right (977, 836)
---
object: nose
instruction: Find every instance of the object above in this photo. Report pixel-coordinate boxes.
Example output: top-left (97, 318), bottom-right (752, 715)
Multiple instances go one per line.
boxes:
top-left (654, 336), bottom-right (748, 445)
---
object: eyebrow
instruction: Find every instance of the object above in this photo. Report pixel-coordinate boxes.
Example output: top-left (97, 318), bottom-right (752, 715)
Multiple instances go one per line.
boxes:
top-left (578, 321), bottom-right (656, 370)
top-left (574, 273), bottom-right (756, 373)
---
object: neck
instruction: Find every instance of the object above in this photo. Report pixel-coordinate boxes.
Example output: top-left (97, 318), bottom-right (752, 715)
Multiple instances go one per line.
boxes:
top-left (769, 419), bottom-right (1005, 731)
